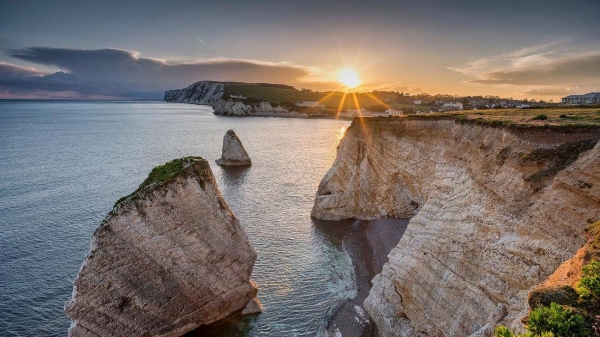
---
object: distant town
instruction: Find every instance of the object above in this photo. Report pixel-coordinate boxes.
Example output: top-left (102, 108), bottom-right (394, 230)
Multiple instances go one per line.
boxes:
top-left (297, 91), bottom-right (600, 118)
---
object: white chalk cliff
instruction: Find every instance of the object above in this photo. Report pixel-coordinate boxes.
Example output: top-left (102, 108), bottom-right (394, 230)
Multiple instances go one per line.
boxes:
top-left (164, 80), bottom-right (286, 116)
top-left (312, 117), bottom-right (600, 336)
top-left (65, 157), bottom-right (260, 337)
top-left (216, 130), bottom-right (252, 166)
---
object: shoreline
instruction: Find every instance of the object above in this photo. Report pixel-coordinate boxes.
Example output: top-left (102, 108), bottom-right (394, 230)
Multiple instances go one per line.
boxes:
top-left (313, 218), bottom-right (409, 337)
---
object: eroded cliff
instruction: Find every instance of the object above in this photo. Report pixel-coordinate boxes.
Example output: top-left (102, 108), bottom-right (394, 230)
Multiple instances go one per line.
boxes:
top-left (312, 117), bottom-right (600, 336)
top-left (164, 81), bottom-right (286, 116)
top-left (65, 157), bottom-right (260, 337)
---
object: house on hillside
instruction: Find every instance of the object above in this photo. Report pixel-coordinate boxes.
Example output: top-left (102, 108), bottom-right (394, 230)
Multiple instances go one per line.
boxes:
top-left (413, 100), bottom-right (422, 105)
top-left (295, 101), bottom-right (320, 108)
top-left (562, 92), bottom-right (600, 105)
top-left (385, 109), bottom-right (403, 116)
top-left (442, 102), bottom-right (463, 111)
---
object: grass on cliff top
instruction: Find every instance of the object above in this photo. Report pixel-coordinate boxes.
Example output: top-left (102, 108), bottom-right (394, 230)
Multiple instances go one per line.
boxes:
top-left (223, 83), bottom-right (431, 110)
top-left (114, 156), bottom-right (205, 207)
top-left (446, 106), bottom-right (600, 127)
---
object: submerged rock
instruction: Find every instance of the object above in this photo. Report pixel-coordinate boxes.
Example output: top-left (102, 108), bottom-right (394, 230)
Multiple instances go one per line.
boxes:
top-left (216, 130), bottom-right (252, 166)
top-left (65, 157), bottom-right (260, 337)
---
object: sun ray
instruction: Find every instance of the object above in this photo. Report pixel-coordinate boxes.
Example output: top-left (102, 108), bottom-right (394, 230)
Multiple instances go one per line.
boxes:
top-left (336, 92), bottom-right (347, 119)
top-left (365, 92), bottom-right (392, 110)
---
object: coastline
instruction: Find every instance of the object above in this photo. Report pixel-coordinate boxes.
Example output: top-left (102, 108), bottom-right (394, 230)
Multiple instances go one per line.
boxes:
top-left (163, 100), bottom-right (352, 120)
top-left (313, 218), bottom-right (409, 337)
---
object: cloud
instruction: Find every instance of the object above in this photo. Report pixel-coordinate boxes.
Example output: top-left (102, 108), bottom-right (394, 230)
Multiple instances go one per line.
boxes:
top-left (0, 61), bottom-right (45, 78)
top-left (449, 39), bottom-right (600, 87)
top-left (519, 86), bottom-right (578, 96)
top-left (2, 47), bottom-right (325, 98)
top-left (195, 38), bottom-right (205, 45)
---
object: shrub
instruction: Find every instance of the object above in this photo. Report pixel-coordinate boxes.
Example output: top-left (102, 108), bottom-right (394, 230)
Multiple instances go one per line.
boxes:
top-left (495, 325), bottom-right (553, 337)
top-left (532, 114), bottom-right (549, 121)
top-left (576, 260), bottom-right (600, 299)
top-left (559, 114), bottom-right (567, 118)
top-left (527, 302), bottom-right (589, 336)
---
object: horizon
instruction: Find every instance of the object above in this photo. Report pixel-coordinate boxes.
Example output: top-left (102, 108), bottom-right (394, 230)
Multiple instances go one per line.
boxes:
top-left (1, 0), bottom-right (599, 101)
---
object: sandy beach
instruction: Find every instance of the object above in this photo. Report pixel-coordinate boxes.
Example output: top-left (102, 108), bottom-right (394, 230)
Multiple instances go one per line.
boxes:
top-left (313, 218), bottom-right (409, 337)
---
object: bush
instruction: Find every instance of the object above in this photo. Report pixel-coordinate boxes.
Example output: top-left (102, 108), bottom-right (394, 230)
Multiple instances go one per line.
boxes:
top-left (495, 325), bottom-right (553, 337)
top-left (496, 302), bottom-right (589, 337)
top-left (532, 114), bottom-right (549, 121)
top-left (527, 302), bottom-right (589, 336)
top-left (576, 260), bottom-right (600, 299)
top-left (559, 114), bottom-right (567, 118)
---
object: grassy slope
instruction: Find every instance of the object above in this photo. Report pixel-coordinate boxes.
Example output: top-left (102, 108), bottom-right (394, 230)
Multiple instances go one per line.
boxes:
top-left (223, 83), bottom-right (433, 110)
top-left (449, 107), bottom-right (600, 126)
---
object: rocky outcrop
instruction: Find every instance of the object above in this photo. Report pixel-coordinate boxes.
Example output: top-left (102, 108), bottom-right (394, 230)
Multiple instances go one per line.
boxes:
top-left (164, 81), bottom-right (287, 116)
top-left (312, 117), bottom-right (600, 336)
top-left (216, 130), bottom-right (252, 166)
top-left (65, 157), bottom-right (260, 337)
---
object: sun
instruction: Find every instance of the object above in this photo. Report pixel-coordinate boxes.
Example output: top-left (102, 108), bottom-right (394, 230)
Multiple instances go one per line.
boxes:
top-left (337, 67), bottom-right (361, 89)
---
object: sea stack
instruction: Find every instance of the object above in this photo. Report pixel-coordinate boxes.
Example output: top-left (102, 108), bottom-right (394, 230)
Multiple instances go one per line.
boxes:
top-left (216, 130), bottom-right (252, 166)
top-left (65, 157), bottom-right (261, 337)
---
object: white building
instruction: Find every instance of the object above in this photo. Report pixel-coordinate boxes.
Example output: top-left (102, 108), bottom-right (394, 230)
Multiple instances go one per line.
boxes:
top-left (295, 100), bottom-right (320, 108)
top-left (413, 100), bottom-right (422, 105)
top-left (562, 92), bottom-right (600, 105)
top-left (442, 102), bottom-right (463, 111)
top-left (341, 108), bottom-right (391, 118)
top-left (385, 109), bottom-right (403, 116)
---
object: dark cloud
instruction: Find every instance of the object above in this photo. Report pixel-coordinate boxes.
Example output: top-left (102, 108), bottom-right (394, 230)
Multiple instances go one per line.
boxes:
top-left (471, 53), bottom-right (600, 86)
top-left (1, 47), bottom-right (316, 98)
top-left (0, 62), bottom-right (44, 78)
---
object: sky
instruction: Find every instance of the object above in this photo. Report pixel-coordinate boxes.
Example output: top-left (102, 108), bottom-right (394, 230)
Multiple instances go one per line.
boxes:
top-left (0, 0), bottom-right (599, 100)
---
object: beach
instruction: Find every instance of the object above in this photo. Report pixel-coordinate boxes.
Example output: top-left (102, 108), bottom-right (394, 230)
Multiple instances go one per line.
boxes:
top-left (313, 218), bottom-right (409, 337)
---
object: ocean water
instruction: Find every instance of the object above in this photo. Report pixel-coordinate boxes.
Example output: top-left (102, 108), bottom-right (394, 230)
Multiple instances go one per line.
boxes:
top-left (0, 101), bottom-right (354, 336)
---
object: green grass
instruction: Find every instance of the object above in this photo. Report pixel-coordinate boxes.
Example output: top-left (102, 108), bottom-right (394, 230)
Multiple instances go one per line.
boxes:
top-left (113, 156), bottom-right (208, 208)
top-left (223, 83), bottom-right (424, 110)
top-left (447, 106), bottom-right (600, 126)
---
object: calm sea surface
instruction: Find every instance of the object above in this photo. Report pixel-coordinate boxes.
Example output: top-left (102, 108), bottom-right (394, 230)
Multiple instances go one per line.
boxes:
top-left (0, 101), bottom-right (354, 336)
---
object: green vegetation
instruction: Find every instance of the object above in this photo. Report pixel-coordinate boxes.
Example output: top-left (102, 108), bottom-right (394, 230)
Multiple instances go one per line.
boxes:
top-left (113, 156), bottom-right (208, 208)
top-left (495, 303), bottom-right (589, 337)
top-left (505, 223), bottom-right (600, 337)
top-left (448, 106), bottom-right (600, 126)
top-left (222, 82), bottom-right (433, 111)
top-left (528, 303), bottom-right (589, 336)
top-left (576, 260), bottom-right (600, 300)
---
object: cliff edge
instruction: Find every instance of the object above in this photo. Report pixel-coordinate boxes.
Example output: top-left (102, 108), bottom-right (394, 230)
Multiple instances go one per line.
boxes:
top-left (65, 157), bottom-right (260, 337)
top-left (312, 117), bottom-right (600, 336)
top-left (164, 81), bottom-right (285, 116)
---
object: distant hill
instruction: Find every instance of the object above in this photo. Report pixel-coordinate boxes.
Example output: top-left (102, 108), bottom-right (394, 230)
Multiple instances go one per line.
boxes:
top-left (222, 82), bottom-right (421, 110)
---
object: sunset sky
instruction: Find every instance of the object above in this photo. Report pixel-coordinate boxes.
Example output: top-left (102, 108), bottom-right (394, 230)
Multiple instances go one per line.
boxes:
top-left (1, 0), bottom-right (599, 100)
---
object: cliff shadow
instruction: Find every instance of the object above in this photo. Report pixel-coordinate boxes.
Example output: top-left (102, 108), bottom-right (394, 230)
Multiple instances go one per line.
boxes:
top-left (184, 311), bottom-right (259, 337)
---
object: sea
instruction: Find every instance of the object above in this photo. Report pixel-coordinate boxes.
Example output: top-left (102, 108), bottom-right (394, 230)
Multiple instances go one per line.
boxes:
top-left (0, 100), bottom-right (355, 336)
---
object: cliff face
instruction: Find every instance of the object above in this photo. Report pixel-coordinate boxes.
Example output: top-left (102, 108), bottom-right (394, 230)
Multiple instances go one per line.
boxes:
top-left (312, 118), bottom-right (600, 336)
top-left (65, 157), bottom-right (259, 337)
top-left (164, 81), bottom-right (281, 116)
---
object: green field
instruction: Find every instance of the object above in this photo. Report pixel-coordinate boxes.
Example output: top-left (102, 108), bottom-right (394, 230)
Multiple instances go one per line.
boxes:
top-left (449, 106), bottom-right (600, 126)
top-left (223, 83), bottom-right (427, 111)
